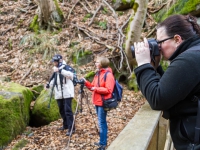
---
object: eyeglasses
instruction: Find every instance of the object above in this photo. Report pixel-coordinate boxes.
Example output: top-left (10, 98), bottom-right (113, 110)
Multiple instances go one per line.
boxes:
top-left (157, 36), bottom-right (174, 44)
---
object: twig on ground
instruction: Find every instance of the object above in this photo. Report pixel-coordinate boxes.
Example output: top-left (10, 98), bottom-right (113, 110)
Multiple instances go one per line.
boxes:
top-left (79, 1), bottom-right (91, 13)
top-left (84, 0), bottom-right (93, 11)
top-left (67, 0), bottom-right (80, 20)
top-left (88, 3), bottom-right (102, 26)
top-left (19, 65), bottom-right (33, 84)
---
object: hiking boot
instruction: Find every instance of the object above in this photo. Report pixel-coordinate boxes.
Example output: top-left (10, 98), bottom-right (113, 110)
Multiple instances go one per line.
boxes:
top-left (96, 145), bottom-right (106, 150)
top-left (94, 142), bottom-right (101, 147)
top-left (57, 127), bottom-right (67, 131)
top-left (66, 130), bottom-right (75, 136)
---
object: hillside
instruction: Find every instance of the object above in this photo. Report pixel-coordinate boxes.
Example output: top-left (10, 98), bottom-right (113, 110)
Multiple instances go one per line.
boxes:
top-left (0, 0), bottom-right (151, 149)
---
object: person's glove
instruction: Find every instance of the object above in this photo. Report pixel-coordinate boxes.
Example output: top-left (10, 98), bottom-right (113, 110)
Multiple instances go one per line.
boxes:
top-left (46, 83), bottom-right (50, 89)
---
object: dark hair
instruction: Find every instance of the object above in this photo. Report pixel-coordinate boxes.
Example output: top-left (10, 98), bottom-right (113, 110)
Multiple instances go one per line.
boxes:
top-left (157, 14), bottom-right (200, 40)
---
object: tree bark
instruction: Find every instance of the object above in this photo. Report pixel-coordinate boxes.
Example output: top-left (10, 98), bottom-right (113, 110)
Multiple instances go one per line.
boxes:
top-left (125, 0), bottom-right (148, 69)
top-left (34, 0), bottom-right (63, 30)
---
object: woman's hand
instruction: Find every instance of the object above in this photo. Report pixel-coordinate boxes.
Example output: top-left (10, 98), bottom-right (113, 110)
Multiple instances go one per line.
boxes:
top-left (134, 38), bottom-right (151, 67)
top-left (91, 87), bottom-right (96, 91)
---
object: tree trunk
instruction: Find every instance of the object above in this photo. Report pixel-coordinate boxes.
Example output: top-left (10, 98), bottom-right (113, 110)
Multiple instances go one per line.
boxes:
top-left (34, 0), bottom-right (64, 30)
top-left (125, 0), bottom-right (148, 69)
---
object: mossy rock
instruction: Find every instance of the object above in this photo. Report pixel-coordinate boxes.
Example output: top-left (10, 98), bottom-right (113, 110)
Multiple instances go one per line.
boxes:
top-left (31, 84), bottom-right (44, 100)
top-left (30, 89), bottom-right (77, 127)
top-left (153, 0), bottom-right (200, 22)
top-left (72, 50), bottom-right (93, 65)
top-left (112, 0), bottom-right (135, 11)
top-left (0, 82), bottom-right (33, 147)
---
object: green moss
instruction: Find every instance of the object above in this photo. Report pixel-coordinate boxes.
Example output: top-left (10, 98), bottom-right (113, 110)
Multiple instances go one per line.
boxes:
top-left (31, 84), bottom-right (44, 100)
top-left (29, 15), bottom-right (39, 33)
top-left (31, 89), bottom-right (77, 126)
top-left (31, 90), bottom-right (60, 126)
top-left (130, 0), bottom-right (135, 6)
top-left (85, 71), bottom-right (95, 82)
top-left (154, 0), bottom-right (200, 22)
top-left (122, 0), bottom-right (127, 5)
top-left (132, 2), bottom-right (139, 13)
top-left (12, 139), bottom-right (28, 150)
top-left (53, 0), bottom-right (64, 22)
top-left (0, 82), bottom-right (33, 147)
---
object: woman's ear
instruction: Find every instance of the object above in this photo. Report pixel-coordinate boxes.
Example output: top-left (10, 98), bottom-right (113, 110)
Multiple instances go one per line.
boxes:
top-left (174, 34), bottom-right (183, 44)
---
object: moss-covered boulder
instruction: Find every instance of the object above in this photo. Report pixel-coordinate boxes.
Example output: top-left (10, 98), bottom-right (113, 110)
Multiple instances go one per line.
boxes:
top-left (30, 89), bottom-right (77, 127)
top-left (72, 50), bottom-right (93, 65)
top-left (153, 0), bottom-right (200, 22)
top-left (112, 0), bottom-right (134, 11)
top-left (31, 84), bottom-right (44, 100)
top-left (0, 82), bottom-right (33, 147)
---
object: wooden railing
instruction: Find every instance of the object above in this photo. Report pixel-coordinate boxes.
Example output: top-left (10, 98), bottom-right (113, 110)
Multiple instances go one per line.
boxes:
top-left (107, 102), bottom-right (174, 150)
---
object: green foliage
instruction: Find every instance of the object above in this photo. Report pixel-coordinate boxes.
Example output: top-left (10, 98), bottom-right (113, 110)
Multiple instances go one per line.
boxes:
top-left (127, 73), bottom-right (138, 91)
top-left (102, 7), bottom-right (108, 14)
top-left (69, 41), bottom-right (80, 48)
top-left (29, 15), bottom-right (39, 33)
top-left (117, 11), bottom-right (124, 16)
top-left (85, 71), bottom-right (95, 82)
top-left (4, 76), bottom-right (11, 82)
top-left (112, 0), bottom-right (116, 3)
top-left (160, 59), bottom-right (169, 71)
top-left (82, 13), bottom-right (92, 22)
top-left (98, 21), bottom-right (107, 30)
top-left (12, 139), bottom-right (28, 150)
top-left (19, 32), bottom-right (60, 60)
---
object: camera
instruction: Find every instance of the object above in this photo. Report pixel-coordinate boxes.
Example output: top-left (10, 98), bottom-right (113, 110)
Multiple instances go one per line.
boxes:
top-left (130, 39), bottom-right (160, 61)
top-left (76, 79), bottom-right (85, 85)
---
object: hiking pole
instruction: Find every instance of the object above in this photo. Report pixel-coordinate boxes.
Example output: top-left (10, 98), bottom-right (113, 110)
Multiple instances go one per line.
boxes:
top-left (47, 73), bottom-right (56, 109)
top-left (66, 81), bottom-right (85, 149)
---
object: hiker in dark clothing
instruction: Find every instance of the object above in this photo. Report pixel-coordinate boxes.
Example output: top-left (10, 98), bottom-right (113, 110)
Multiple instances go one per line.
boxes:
top-left (134, 14), bottom-right (200, 150)
top-left (46, 54), bottom-right (75, 136)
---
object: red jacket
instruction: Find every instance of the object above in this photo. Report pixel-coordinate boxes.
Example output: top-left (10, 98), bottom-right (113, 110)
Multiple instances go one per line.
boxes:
top-left (85, 67), bottom-right (115, 106)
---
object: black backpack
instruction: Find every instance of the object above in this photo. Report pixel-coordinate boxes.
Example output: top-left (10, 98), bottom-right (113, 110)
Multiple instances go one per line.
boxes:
top-left (64, 64), bottom-right (78, 86)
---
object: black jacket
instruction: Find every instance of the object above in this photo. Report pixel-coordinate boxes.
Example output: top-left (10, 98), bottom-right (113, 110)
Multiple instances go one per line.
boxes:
top-left (134, 35), bottom-right (200, 150)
